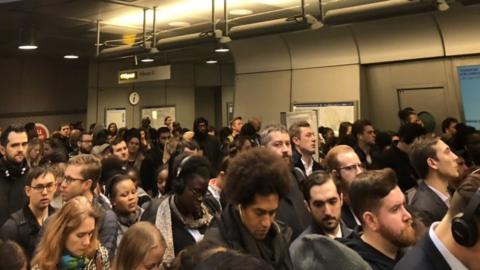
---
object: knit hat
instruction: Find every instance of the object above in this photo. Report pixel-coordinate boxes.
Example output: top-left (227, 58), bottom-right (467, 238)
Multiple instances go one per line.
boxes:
top-left (290, 234), bottom-right (372, 270)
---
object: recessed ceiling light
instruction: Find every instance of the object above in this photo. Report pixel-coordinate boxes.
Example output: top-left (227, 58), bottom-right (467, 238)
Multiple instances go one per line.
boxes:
top-left (64, 54), bottom-right (79, 59)
top-left (215, 47), bottom-right (230, 53)
top-left (18, 45), bottom-right (38, 50)
top-left (141, 58), bottom-right (154, 63)
top-left (168, 21), bottom-right (191, 27)
top-left (206, 60), bottom-right (218, 64)
top-left (229, 9), bottom-right (253, 16)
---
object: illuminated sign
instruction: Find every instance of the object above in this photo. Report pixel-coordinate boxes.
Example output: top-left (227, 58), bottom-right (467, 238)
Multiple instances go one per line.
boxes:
top-left (118, 65), bottom-right (170, 84)
top-left (119, 72), bottom-right (137, 81)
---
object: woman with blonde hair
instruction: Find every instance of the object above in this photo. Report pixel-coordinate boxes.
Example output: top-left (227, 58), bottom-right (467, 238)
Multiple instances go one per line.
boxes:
top-left (26, 138), bottom-right (43, 168)
top-left (112, 222), bottom-right (166, 270)
top-left (31, 196), bottom-right (110, 270)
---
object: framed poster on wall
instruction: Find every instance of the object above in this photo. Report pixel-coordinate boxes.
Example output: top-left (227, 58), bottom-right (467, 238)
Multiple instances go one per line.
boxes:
top-left (105, 108), bottom-right (126, 128)
top-left (293, 101), bottom-right (357, 136)
top-left (141, 106), bottom-right (176, 129)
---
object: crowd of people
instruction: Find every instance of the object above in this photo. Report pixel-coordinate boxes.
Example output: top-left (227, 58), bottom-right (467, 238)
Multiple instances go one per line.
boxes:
top-left (0, 108), bottom-right (479, 270)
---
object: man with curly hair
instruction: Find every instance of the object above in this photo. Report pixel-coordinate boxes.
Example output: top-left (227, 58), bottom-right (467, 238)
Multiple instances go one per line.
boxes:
top-left (205, 148), bottom-right (294, 270)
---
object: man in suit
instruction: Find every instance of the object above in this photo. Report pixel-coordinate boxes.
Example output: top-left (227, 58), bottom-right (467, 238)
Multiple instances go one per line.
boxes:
top-left (395, 173), bottom-right (480, 269)
top-left (409, 134), bottom-right (459, 226)
top-left (325, 145), bottom-right (364, 230)
top-left (289, 121), bottom-right (322, 176)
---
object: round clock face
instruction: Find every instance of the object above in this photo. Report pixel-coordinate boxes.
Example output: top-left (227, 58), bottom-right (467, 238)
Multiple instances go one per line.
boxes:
top-left (129, 91), bottom-right (140, 105)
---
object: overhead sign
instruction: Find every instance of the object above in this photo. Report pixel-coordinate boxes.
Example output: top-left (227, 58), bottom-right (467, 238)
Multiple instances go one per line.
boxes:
top-left (118, 65), bottom-right (171, 84)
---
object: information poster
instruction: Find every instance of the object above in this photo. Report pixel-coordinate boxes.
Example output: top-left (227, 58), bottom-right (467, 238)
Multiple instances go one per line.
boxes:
top-left (458, 65), bottom-right (480, 129)
top-left (105, 108), bottom-right (126, 128)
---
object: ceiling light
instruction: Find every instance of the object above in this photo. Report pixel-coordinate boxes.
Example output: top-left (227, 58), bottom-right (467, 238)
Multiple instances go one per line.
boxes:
top-left (206, 60), bottom-right (218, 64)
top-left (18, 27), bottom-right (37, 50)
top-left (229, 9), bottom-right (253, 16)
top-left (168, 21), bottom-right (191, 27)
top-left (141, 58), bottom-right (154, 63)
top-left (215, 47), bottom-right (230, 53)
top-left (18, 45), bottom-right (37, 50)
top-left (64, 54), bottom-right (79, 59)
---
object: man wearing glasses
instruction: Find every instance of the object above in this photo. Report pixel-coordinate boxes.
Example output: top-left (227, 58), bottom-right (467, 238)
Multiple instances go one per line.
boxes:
top-left (0, 166), bottom-right (56, 259)
top-left (325, 145), bottom-right (365, 230)
top-left (59, 154), bottom-right (117, 256)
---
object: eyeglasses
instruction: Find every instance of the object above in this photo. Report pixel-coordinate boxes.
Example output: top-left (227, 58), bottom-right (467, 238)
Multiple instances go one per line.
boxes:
top-left (30, 182), bottom-right (56, 192)
top-left (338, 163), bottom-right (365, 172)
top-left (63, 175), bottom-right (86, 185)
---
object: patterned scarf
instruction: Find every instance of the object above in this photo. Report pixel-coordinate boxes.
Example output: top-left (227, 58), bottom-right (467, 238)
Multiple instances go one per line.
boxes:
top-left (60, 253), bottom-right (89, 270)
top-left (170, 195), bottom-right (213, 229)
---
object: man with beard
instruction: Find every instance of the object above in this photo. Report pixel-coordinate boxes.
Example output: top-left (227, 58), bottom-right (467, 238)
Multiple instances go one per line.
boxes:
top-left (344, 168), bottom-right (416, 270)
top-left (0, 125), bottom-right (29, 226)
top-left (193, 117), bottom-right (222, 172)
top-left (289, 121), bottom-right (322, 176)
top-left (290, 171), bottom-right (353, 249)
top-left (259, 124), bottom-right (311, 241)
top-left (69, 131), bottom-right (93, 157)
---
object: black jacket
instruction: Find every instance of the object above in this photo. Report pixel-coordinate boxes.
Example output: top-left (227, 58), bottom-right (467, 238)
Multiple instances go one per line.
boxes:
top-left (410, 181), bottom-right (448, 227)
top-left (194, 134), bottom-right (222, 173)
top-left (292, 148), bottom-right (324, 176)
top-left (204, 204), bottom-right (293, 270)
top-left (343, 234), bottom-right (402, 270)
top-left (140, 144), bottom-right (164, 196)
top-left (0, 205), bottom-right (55, 259)
top-left (341, 203), bottom-right (361, 231)
top-left (0, 158), bottom-right (28, 226)
top-left (276, 171), bottom-right (311, 241)
top-left (379, 145), bottom-right (419, 192)
top-left (394, 232), bottom-right (451, 270)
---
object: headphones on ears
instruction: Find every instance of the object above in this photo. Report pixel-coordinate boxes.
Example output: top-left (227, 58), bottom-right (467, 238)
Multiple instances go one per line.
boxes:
top-left (451, 187), bottom-right (480, 247)
top-left (172, 155), bottom-right (193, 194)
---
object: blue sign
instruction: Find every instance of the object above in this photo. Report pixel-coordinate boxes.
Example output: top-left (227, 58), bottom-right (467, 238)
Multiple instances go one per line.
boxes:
top-left (458, 65), bottom-right (480, 129)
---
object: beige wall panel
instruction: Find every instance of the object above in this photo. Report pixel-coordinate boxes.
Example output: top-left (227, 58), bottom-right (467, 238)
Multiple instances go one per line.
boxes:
top-left (234, 71), bottom-right (291, 125)
top-left (230, 35), bottom-right (291, 74)
top-left (291, 65), bottom-right (361, 105)
top-left (436, 7), bottom-right (480, 56)
top-left (353, 14), bottom-right (444, 64)
top-left (285, 26), bottom-right (359, 69)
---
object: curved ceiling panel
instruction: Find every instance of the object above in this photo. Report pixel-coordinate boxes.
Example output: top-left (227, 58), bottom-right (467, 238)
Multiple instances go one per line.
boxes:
top-left (229, 35), bottom-right (291, 74)
top-left (436, 6), bottom-right (480, 56)
top-left (284, 26), bottom-right (359, 69)
top-left (352, 13), bottom-right (444, 64)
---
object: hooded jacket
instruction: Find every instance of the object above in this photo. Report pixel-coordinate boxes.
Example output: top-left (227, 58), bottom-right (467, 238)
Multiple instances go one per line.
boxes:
top-left (0, 158), bottom-right (28, 226)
